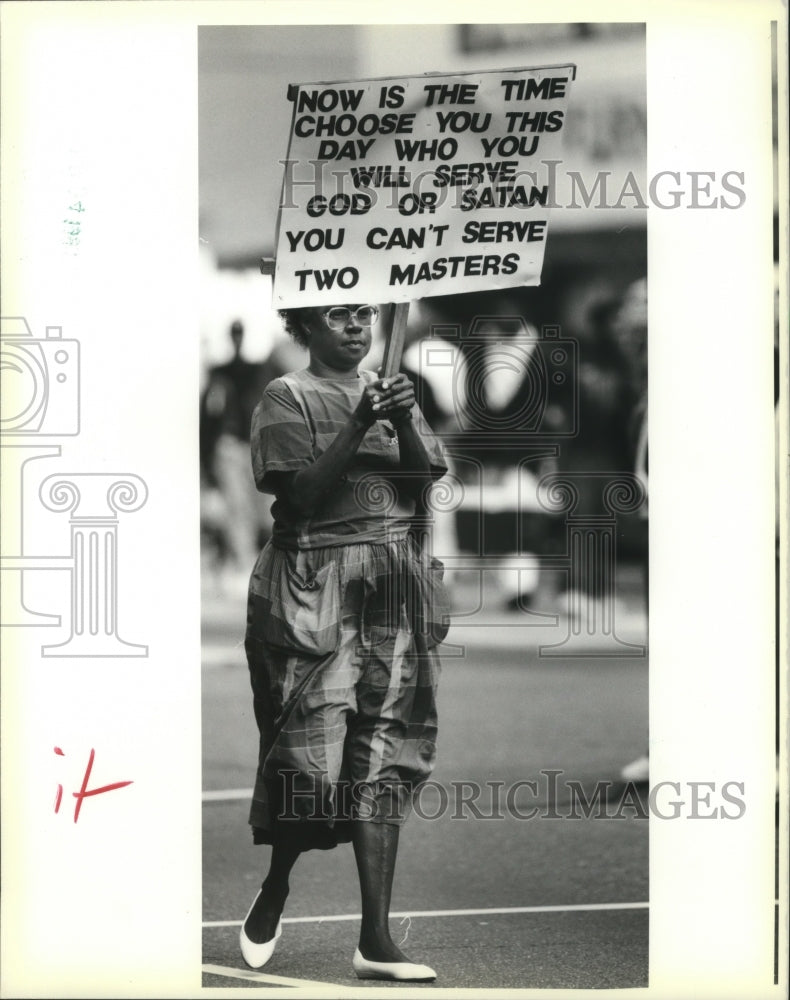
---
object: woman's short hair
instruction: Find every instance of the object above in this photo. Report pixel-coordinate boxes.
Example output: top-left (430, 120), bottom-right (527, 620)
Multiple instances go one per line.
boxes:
top-left (277, 308), bottom-right (312, 348)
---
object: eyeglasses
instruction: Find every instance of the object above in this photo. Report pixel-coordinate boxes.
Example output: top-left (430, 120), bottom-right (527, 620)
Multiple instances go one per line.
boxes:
top-left (321, 305), bottom-right (379, 331)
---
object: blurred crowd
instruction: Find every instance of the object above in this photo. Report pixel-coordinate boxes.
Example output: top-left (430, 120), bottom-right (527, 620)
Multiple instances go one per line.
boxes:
top-left (199, 276), bottom-right (648, 611)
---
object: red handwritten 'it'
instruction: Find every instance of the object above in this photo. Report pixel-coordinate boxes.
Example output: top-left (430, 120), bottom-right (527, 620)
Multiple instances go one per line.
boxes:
top-left (54, 746), bottom-right (133, 823)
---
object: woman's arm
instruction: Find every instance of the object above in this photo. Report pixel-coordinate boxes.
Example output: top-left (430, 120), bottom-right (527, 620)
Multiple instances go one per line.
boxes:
top-left (392, 412), bottom-right (438, 498)
top-left (373, 373), bottom-right (440, 499)
top-left (267, 374), bottom-right (438, 515)
top-left (272, 395), bottom-right (376, 518)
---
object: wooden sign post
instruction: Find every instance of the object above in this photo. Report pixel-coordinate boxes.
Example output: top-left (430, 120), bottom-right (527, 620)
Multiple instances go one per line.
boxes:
top-left (380, 302), bottom-right (409, 378)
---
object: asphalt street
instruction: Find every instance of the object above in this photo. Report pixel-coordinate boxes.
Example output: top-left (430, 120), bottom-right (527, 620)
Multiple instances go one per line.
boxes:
top-left (201, 578), bottom-right (649, 992)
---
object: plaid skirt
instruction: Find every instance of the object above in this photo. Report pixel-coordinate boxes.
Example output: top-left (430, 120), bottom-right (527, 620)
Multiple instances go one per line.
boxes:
top-left (245, 533), bottom-right (447, 851)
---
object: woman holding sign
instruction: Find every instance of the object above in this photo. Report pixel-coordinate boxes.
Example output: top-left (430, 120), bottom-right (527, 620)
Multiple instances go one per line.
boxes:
top-left (240, 302), bottom-right (448, 982)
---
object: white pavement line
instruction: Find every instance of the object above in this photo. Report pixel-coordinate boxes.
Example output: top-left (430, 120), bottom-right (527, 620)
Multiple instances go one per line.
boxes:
top-left (203, 789), bottom-right (253, 802)
top-left (204, 900), bottom-right (649, 929)
top-left (202, 963), bottom-right (341, 989)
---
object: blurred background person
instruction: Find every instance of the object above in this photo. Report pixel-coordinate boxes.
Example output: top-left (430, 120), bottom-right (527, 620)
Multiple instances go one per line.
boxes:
top-left (610, 277), bottom-right (649, 783)
top-left (200, 319), bottom-right (278, 592)
top-left (552, 287), bottom-right (645, 622)
top-left (407, 293), bottom-right (571, 613)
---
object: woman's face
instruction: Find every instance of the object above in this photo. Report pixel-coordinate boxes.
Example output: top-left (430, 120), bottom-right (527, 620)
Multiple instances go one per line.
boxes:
top-left (300, 304), bottom-right (377, 372)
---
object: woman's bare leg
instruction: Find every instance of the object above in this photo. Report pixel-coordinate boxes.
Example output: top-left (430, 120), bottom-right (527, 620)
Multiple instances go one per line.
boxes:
top-left (243, 842), bottom-right (301, 944)
top-left (352, 820), bottom-right (411, 963)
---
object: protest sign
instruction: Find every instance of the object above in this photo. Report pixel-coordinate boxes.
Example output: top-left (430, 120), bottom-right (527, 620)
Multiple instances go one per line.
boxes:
top-left (272, 65), bottom-right (576, 307)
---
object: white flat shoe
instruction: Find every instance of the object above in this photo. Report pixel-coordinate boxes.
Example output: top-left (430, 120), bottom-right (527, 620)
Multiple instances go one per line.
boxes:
top-left (352, 947), bottom-right (436, 981)
top-left (239, 890), bottom-right (282, 969)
